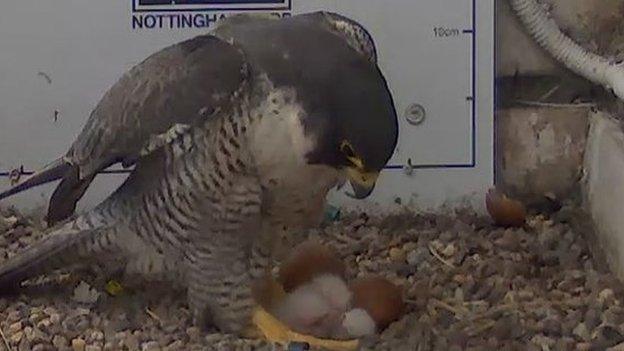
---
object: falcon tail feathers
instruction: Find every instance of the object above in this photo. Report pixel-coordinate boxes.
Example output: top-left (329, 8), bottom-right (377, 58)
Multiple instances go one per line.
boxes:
top-left (0, 226), bottom-right (104, 293)
top-left (0, 158), bottom-right (72, 201)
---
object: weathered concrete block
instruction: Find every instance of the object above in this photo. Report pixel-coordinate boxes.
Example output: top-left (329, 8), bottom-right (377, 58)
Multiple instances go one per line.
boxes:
top-left (496, 106), bottom-right (590, 205)
top-left (583, 111), bottom-right (624, 280)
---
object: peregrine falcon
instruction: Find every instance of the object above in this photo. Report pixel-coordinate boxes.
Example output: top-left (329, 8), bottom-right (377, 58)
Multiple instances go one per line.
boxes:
top-left (0, 11), bottom-right (398, 343)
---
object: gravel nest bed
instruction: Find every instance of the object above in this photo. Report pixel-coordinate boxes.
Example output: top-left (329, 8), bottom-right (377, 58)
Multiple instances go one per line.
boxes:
top-left (1, 204), bottom-right (624, 351)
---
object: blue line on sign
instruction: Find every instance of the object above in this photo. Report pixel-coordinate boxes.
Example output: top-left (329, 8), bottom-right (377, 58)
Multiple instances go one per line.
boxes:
top-left (384, 163), bottom-right (477, 170)
top-left (0, 171), bottom-right (33, 177)
top-left (0, 169), bottom-right (132, 177)
top-left (471, 0), bottom-right (477, 168)
top-left (492, 0), bottom-right (498, 185)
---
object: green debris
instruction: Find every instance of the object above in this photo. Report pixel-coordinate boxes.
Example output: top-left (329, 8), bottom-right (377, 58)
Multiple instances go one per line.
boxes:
top-left (105, 280), bottom-right (124, 296)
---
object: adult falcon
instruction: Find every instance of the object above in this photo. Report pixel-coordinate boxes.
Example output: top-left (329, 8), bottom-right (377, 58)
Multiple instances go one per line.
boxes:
top-left (0, 11), bottom-right (398, 347)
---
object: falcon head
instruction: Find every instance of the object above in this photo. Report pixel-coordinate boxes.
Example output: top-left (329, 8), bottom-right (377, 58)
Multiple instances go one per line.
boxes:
top-left (217, 11), bottom-right (399, 199)
top-left (300, 62), bottom-right (398, 199)
top-left (292, 12), bottom-right (398, 199)
top-left (300, 55), bottom-right (398, 199)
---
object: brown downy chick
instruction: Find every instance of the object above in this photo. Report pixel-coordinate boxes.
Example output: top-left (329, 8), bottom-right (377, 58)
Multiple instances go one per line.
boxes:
top-left (278, 239), bottom-right (346, 293)
top-left (272, 274), bottom-right (353, 338)
top-left (343, 276), bottom-right (405, 334)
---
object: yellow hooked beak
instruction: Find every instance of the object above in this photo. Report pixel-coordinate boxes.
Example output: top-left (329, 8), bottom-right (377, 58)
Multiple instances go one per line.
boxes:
top-left (340, 140), bottom-right (379, 199)
top-left (346, 167), bottom-right (378, 199)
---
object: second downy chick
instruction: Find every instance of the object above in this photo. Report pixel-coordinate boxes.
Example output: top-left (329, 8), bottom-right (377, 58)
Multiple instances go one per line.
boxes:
top-left (273, 273), bottom-right (353, 338)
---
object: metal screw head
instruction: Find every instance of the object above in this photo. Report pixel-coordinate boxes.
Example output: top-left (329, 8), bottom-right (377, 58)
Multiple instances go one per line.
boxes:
top-left (403, 158), bottom-right (415, 176)
top-left (8, 165), bottom-right (24, 186)
top-left (404, 103), bottom-right (426, 126)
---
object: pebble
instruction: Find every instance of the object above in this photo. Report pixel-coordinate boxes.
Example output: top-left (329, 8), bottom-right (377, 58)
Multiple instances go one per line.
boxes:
top-left (166, 340), bottom-right (185, 350)
top-left (573, 322), bottom-right (591, 341)
top-left (441, 243), bottom-right (456, 257)
top-left (608, 342), bottom-right (624, 351)
top-left (600, 289), bottom-right (617, 306)
top-left (89, 330), bottom-right (104, 342)
top-left (3, 216), bottom-right (19, 227)
top-left (124, 333), bottom-right (140, 350)
top-left (186, 327), bottom-right (201, 341)
top-left (32, 344), bottom-right (55, 351)
top-left (17, 338), bottom-right (30, 351)
top-left (2, 206), bottom-right (624, 350)
top-left (389, 247), bottom-right (406, 262)
top-left (10, 331), bottom-right (24, 344)
top-left (495, 229), bottom-right (521, 251)
top-left (7, 309), bottom-right (24, 323)
top-left (605, 306), bottom-right (624, 325)
top-left (585, 308), bottom-right (602, 330)
top-left (554, 337), bottom-right (575, 351)
top-left (24, 326), bottom-right (47, 343)
top-left (43, 307), bottom-right (57, 316)
top-left (142, 341), bottom-right (161, 351)
top-left (531, 334), bottom-right (555, 348)
top-left (37, 318), bottom-right (52, 330)
top-left (406, 248), bottom-right (430, 266)
top-left (593, 325), bottom-right (624, 348)
top-left (402, 242), bottom-right (417, 252)
top-left (8, 321), bottom-right (22, 334)
top-left (49, 313), bottom-right (62, 324)
top-left (72, 338), bottom-right (86, 351)
top-left (543, 316), bottom-right (563, 336)
top-left (53, 335), bottom-right (69, 348)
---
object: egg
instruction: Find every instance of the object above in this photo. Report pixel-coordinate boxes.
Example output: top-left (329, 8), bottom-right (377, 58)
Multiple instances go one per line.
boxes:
top-left (485, 188), bottom-right (527, 227)
top-left (348, 276), bottom-right (405, 330)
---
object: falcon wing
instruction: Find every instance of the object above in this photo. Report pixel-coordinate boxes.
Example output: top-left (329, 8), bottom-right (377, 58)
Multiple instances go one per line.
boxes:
top-left (0, 34), bottom-right (248, 224)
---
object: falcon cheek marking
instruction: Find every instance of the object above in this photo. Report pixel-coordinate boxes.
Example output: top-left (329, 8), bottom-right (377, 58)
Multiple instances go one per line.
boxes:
top-left (249, 81), bottom-right (314, 169)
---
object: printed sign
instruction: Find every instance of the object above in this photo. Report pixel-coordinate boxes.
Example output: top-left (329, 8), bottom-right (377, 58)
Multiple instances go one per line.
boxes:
top-left (131, 0), bottom-right (292, 29)
top-left (133, 0), bottom-right (291, 12)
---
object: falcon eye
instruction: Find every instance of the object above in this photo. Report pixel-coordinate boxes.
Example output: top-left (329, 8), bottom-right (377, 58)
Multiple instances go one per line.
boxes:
top-left (340, 140), bottom-right (364, 169)
top-left (340, 140), bottom-right (356, 159)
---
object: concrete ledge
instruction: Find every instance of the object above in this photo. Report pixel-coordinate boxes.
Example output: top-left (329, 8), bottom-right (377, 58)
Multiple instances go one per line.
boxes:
top-left (496, 106), bottom-right (590, 206)
top-left (583, 111), bottom-right (624, 280)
